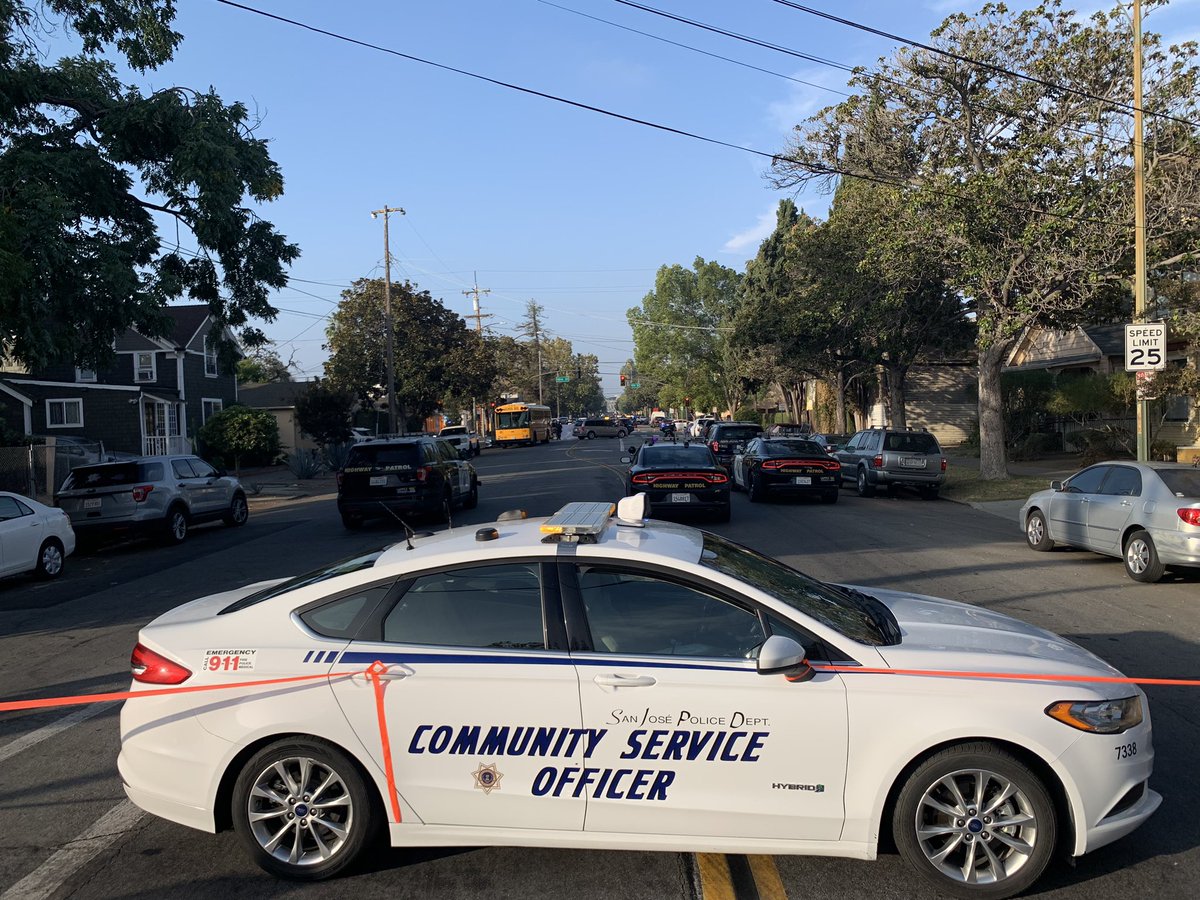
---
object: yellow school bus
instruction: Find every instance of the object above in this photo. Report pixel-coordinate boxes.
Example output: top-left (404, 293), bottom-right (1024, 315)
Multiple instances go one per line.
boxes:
top-left (494, 402), bottom-right (553, 446)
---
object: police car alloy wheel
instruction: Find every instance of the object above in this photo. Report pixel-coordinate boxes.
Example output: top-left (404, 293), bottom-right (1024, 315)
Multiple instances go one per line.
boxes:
top-left (232, 738), bottom-right (377, 880)
top-left (893, 742), bottom-right (1055, 900)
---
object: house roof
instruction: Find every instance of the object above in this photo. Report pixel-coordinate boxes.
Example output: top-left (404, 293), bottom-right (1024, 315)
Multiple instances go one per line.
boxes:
top-left (238, 381), bottom-right (314, 410)
top-left (1081, 324), bottom-right (1126, 357)
top-left (163, 305), bottom-right (214, 349)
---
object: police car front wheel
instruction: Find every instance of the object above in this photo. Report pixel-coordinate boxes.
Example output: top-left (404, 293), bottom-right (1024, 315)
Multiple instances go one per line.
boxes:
top-left (893, 742), bottom-right (1056, 900)
top-left (232, 738), bottom-right (379, 880)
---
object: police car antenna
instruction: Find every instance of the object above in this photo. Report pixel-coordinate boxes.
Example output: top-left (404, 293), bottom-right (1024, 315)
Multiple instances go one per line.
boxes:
top-left (377, 502), bottom-right (417, 550)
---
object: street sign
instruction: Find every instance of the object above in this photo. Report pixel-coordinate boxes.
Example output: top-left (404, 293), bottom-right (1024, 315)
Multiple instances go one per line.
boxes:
top-left (500, 392), bottom-right (518, 399)
top-left (1124, 322), bottom-right (1167, 371)
top-left (631, 382), bottom-right (640, 389)
top-left (1135, 370), bottom-right (1160, 400)
top-left (555, 376), bottom-right (570, 383)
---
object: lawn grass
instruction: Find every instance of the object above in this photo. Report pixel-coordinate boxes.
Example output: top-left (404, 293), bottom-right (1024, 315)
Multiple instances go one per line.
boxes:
top-left (940, 467), bottom-right (1058, 502)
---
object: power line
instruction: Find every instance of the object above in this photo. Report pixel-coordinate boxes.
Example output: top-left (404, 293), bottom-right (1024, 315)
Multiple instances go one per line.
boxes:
top-left (768, 0), bottom-right (1200, 130)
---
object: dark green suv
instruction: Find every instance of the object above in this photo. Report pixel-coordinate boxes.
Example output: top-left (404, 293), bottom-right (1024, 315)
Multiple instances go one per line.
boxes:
top-left (835, 427), bottom-right (946, 499)
top-left (337, 437), bottom-right (478, 528)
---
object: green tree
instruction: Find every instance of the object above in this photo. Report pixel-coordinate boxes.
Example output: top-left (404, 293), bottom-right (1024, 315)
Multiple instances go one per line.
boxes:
top-left (0, 0), bottom-right (299, 372)
top-left (772, 1), bottom-right (1200, 478)
top-left (198, 406), bottom-right (281, 473)
top-left (237, 348), bottom-right (293, 384)
top-left (628, 258), bottom-right (751, 415)
top-left (295, 381), bottom-right (355, 446)
top-left (324, 278), bottom-right (492, 426)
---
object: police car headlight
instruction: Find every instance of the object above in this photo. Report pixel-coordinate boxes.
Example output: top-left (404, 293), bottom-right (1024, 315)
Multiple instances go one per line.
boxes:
top-left (1045, 696), bottom-right (1142, 733)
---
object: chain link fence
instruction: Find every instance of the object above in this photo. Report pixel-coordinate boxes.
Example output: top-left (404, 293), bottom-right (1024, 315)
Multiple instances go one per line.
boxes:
top-left (0, 440), bottom-right (106, 503)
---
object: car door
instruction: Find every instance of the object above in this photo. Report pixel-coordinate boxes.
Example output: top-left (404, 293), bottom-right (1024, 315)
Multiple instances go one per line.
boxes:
top-left (168, 457), bottom-right (207, 515)
top-left (436, 440), bottom-right (469, 500)
top-left (187, 457), bottom-right (227, 513)
top-left (0, 495), bottom-right (43, 575)
top-left (1049, 465), bottom-right (1110, 546)
top-left (737, 440), bottom-right (760, 488)
top-left (563, 562), bottom-right (848, 841)
top-left (328, 561), bottom-right (585, 830)
top-left (1086, 465), bottom-right (1141, 552)
top-left (836, 433), bottom-right (862, 481)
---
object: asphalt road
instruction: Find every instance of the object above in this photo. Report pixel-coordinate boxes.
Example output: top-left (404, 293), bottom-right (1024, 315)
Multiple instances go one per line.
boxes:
top-left (1, 434), bottom-right (1197, 900)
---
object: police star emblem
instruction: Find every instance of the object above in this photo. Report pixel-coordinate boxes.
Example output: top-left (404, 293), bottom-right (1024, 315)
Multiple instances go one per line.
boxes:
top-left (472, 763), bottom-right (503, 795)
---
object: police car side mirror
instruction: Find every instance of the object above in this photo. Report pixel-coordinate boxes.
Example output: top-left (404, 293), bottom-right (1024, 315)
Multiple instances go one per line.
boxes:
top-left (756, 635), bottom-right (813, 681)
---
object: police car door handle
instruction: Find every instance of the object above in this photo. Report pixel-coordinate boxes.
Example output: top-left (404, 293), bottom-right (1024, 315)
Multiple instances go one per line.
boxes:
top-left (594, 674), bottom-right (656, 687)
top-left (353, 664), bottom-right (414, 682)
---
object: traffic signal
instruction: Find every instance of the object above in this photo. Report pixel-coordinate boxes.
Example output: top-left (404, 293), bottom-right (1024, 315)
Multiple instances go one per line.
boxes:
top-left (620, 374), bottom-right (626, 386)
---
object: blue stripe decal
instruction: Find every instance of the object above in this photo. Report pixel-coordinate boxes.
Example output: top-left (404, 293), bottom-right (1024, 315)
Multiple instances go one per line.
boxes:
top-left (302, 650), bottom-right (314, 663)
top-left (336, 650), bottom-right (749, 673)
top-left (312, 650), bottom-right (325, 664)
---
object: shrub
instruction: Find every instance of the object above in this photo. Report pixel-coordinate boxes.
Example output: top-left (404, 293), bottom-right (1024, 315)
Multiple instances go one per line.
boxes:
top-left (1150, 440), bottom-right (1177, 462)
top-left (322, 441), bottom-right (353, 472)
top-left (284, 448), bottom-right (323, 479)
top-left (198, 406), bottom-right (281, 473)
top-left (1011, 432), bottom-right (1062, 461)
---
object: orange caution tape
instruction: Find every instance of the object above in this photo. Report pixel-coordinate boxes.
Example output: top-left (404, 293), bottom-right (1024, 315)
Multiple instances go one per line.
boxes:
top-left (811, 664), bottom-right (1200, 686)
top-left (0, 662), bottom-right (405, 823)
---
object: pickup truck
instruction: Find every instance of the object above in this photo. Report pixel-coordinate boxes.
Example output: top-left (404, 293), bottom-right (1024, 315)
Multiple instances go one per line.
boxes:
top-left (437, 425), bottom-right (481, 457)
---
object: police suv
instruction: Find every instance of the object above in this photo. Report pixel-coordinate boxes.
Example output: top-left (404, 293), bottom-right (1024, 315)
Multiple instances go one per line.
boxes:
top-left (119, 498), bottom-right (1158, 898)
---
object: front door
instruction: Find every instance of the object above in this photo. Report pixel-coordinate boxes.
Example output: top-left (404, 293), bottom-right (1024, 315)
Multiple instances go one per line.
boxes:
top-left (1086, 465), bottom-right (1141, 552)
top-left (329, 562), bottom-right (586, 830)
top-left (564, 563), bottom-right (848, 841)
top-left (1050, 465), bottom-right (1109, 546)
top-left (0, 496), bottom-right (42, 575)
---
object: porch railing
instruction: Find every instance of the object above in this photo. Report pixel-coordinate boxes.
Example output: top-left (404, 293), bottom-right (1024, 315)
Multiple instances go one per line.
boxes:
top-left (143, 435), bottom-right (190, 456)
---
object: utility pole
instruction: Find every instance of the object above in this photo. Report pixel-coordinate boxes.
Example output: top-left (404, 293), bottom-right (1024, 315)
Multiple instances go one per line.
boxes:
top-left (1132, 0), bottom-right (1149, 462)
top-left (463, 273), bottom-right (493, 334)
top-left (371, 205), bottom-right (404, 435)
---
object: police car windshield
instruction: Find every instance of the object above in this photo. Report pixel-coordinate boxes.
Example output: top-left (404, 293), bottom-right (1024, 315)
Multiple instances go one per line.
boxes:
top-left (699, 534), bottom-right (897, 646)
top-left (219, 549), bottom-right (384, 614)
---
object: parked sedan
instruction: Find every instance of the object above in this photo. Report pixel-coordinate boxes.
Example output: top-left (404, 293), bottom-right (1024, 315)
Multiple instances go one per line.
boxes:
top-left (1019, 461), bottom-right (1200, 583)
top-left (623, 443), bottom-right (730, 521)
top-left (0, 491), bottom-right (75, 579)
top-left (732, 438), bottom-right (840, 503)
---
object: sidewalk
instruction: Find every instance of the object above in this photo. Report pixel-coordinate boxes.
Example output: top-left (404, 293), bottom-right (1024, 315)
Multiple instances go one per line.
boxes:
top-left (944, 452), bottom-right (1081, 523)
top-left (234, 464), bottom-right (337, 504)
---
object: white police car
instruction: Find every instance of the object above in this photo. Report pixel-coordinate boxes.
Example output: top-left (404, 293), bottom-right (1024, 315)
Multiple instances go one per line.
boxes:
top-left (119, 499), bottom-right (1159, 898)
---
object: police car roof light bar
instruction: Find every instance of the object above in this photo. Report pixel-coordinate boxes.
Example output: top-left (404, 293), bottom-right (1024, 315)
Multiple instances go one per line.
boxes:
top-left (540, 501), bottom-right (616, 543)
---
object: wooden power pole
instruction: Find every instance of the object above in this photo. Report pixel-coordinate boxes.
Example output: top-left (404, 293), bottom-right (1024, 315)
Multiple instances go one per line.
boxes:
top-left (371, 205), bottom-right (404, 434)
top-left (1133, 0), bottom-right (1149, 462)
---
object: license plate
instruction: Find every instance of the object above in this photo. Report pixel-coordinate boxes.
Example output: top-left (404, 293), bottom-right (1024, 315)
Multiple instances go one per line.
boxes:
top-left (396, 487), bottom-right (415, 494)
top-left (83, 498), bottom-right (102, 509)
top-left (370, 475), bottom-right (388, 486)
top-left (669, 493), bottom-right (692, 503)
top-left (900, 458), bottom-right (927, 469)
top-left (793, 476), bottom-right (811, 485)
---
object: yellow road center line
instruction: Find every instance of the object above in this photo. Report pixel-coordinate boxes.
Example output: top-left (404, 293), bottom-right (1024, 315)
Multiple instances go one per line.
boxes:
top-left (695, 853), bottom-right (737, 900)
top-left (747, 855), bottom-right (788, 900)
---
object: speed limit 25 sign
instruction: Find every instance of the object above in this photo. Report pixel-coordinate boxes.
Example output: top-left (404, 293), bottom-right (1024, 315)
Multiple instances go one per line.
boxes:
top-left (1124, 323), bottom-right (1167, 371)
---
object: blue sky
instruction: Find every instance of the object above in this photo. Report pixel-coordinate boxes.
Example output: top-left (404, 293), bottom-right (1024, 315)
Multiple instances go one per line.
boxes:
top-left (143, 0), bottom-right (1200, 391)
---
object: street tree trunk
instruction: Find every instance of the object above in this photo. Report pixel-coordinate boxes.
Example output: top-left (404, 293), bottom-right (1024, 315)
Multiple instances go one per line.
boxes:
top-left (977, 343), bottom-right (1010, 480)
top-left (887, 364), bottom-right (908, 430)
top-left (835, 368), bottom-right (847, 433)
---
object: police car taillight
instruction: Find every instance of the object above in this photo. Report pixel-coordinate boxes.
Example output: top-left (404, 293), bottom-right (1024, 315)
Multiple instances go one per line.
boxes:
top-left (131, 643), bottom-right (191, 685)
top-left (416, 465), bottom-right (433, 482)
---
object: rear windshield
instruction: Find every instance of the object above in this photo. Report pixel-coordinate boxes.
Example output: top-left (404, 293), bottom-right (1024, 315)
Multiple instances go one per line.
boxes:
top-left (883, 433), bottom-right (940, 453)
top-left (763, 440), bottom-right (825, 457)
top-left (345, 444), bottom-right (420, 470)
top-left (439, 426), bottom-right (466, 435)
top-left (713, 426), bottom-right (762, 442)
top-left (220, 549), bottom-right (385, 614)
top-left (639, 446), bottom-right (715, 466)
top-left (61, 462), bottom-right (164, 489)
top-left (1156, 469), bottom-right (1200, 498)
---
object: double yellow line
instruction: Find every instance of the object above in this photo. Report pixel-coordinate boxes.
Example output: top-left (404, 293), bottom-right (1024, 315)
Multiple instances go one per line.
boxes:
top-left (695, 854), bottom-right (787, 900)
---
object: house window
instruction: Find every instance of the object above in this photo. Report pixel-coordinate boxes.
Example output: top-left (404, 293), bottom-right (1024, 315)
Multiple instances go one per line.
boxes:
top-left (202, 398), bottom-right (224, 423)
top-left (75, 368), bottom-right (96, 383)
top-left (135, 352), bottom-right (156, 382)
top-left (204, 336), bottom-right (219, 377)
top-left (46, 398), bottom-right (84, 428)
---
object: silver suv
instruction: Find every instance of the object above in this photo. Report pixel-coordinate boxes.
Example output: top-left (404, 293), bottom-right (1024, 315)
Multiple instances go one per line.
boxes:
top-left (56, 455), bottom-right (249, 544)
top-left (835, 427), bottom-right (946, 499)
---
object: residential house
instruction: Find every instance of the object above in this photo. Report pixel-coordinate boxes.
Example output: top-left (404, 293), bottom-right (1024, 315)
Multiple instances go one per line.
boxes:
top-left (1006, 323), bottom-right (1198, 451)
top-left (0, 305), bottom-right (240, 456)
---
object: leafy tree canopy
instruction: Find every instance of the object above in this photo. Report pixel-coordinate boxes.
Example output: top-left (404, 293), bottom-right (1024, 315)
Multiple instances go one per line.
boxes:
top-left (237, 347), bottom-right (293, 384)
top-left (295, 380), bottom-right (355, 446)
top-left (0, 0), bottom-right (299, 371)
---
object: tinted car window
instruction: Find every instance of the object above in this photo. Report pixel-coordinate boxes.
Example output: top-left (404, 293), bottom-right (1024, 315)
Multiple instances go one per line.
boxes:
top-left (1066, 466), bottom-right (1109, 494)
top-left (763, 440), bottom-right (825, 456)
top-left (345, 444), bottom-right (420, 469)
top-left (171, 459), bottom-right (197, 478)
top-left (577, 566), bottom-right (764, 659)
top-left (1157, 469), bottom-right (1200, 498)
top-left (883, 433), bottom-right (939, 453)
top-left (383, 564), bottom-right (544, 649)
top-left (0, 496), bottom-right (32, 520)
top-left (190, 458), bottom-right (218, 478)
top-left (639, 446), bottom-right (716, 466)
top-left (1100, 466), bottom-right (1141, 497)
top-left (301, 585), bottom-right (393, 639)
top-left (860, 431), bottom-right (882, 451)
top-left (60, 461), bottom-right (163, 490)
top-left (712, 426), bottom-right (762, 442)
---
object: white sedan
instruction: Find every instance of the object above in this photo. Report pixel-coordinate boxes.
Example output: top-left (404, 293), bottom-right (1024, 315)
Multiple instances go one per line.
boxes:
top-left (119, 499), bottom-right (1158, 897)
top-left (0, 491), bottom-right (75, 579)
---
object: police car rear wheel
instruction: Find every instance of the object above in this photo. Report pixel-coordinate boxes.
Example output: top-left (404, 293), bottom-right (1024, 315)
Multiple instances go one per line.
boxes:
top-left (233, 738), bottom-right (377, 881)
top-left (893, 742), bottom-right (1055, 900)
